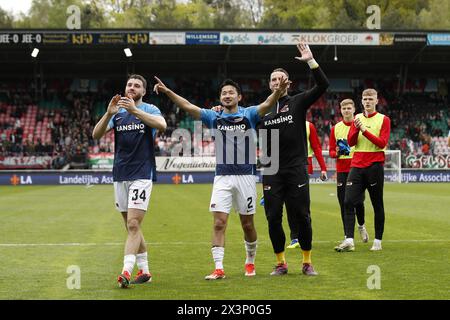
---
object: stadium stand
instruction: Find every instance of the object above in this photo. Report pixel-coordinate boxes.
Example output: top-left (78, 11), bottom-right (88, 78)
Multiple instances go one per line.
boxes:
top-left (0, 76), bottom-right (448, 169)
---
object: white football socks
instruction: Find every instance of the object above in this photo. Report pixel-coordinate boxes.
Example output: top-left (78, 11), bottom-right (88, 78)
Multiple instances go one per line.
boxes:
top-left (211, 246), bottom-right (225, 270)
top-left (122, 254), bottom-right (136, 275)
top-left (136, 252), bottom-right (149, 274)
top-left (245, 240), bottom-right (257, 264)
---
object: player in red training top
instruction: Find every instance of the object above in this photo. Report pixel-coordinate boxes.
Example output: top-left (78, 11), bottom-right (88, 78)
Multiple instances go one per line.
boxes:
top-left (331, 99), bottom-right (368, 252)
top-left (335, 89), bottom-right (390, 252)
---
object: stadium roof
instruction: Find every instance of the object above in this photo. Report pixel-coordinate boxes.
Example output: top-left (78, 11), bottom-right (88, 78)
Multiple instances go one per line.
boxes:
top-left (1, 29), bottom-right (449, 79)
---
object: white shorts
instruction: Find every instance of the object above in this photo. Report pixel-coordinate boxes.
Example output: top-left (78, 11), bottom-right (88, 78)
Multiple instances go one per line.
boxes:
top-left (209, 175), bottom-right (257, 215)
top-left (113, 179), bottom-right (153, 213)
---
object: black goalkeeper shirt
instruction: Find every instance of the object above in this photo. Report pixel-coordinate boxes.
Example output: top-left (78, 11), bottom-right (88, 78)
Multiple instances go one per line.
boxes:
top-left (261, 67), bottom-right (329, 170)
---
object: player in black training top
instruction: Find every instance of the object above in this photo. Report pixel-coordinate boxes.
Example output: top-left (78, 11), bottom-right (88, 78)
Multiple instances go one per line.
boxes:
top-left (261, 42), bottom-right (329, 276)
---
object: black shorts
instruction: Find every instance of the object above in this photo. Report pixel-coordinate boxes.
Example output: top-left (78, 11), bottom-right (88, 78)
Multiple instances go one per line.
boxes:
top-left (262, 165), bottom-right (309, 200)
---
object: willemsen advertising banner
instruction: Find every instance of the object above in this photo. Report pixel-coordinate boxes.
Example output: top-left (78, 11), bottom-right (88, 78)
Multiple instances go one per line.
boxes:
top-left (185, 32), bottom-right (220, 45)
top-left (1, 170), bottom-right (449, 185)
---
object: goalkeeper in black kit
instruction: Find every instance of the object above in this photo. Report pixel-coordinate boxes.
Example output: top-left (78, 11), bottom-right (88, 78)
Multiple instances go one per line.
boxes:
top-left (261, 42), bottom-right (329, 276)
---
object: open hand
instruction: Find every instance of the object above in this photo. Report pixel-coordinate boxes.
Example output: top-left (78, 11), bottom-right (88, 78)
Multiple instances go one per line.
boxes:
top-left (294, 42), bottom-right (314, 62)
top-left (276, 76), bottom-right (291, 93)
top-left (107, 94), bottom-right (121, 116)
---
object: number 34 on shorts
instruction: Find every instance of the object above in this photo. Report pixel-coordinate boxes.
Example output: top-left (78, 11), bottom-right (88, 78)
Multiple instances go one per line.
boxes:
top-left (114, 179), bottom-right (153, 212)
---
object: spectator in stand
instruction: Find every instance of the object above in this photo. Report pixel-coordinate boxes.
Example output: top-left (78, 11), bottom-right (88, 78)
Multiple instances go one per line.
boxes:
top-left (23, 140), bottom-right (35, 156)
top-left (35, 138), bottom-right (44, 155)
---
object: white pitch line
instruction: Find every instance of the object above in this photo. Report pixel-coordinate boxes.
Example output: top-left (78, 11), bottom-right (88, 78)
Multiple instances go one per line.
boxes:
top-left (0, 240), bottom-right (449, 247)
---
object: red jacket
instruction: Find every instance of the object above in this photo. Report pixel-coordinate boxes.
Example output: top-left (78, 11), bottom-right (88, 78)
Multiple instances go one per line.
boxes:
top-left (307, 122), bottom-right (327, 174)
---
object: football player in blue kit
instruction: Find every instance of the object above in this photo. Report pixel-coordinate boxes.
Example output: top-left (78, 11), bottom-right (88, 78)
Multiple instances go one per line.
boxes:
top-left (93, 74), bottom-right (167, 288)
top-left (153, 76), bottom-right (289, 280)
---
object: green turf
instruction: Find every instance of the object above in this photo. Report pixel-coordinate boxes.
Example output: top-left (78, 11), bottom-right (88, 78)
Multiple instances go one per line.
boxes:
top-left (0, 183), bottom-right (449, 300)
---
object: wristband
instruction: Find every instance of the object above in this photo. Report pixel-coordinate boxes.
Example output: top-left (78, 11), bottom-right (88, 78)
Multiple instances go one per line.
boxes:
top-left (307, 59), bottom-right (319, 69)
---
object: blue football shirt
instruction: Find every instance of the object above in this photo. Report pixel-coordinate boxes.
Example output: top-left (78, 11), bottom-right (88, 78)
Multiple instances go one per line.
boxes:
top-left (108, 102), bottom-right (161, 182)
top-left (200, 106), bottom-right (260, 175)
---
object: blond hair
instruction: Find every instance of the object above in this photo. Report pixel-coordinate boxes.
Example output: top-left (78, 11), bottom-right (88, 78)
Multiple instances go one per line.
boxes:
top-left (362, 88), bottom-right (377, 97)
top-left (340, 99), bottom-right (355, 107)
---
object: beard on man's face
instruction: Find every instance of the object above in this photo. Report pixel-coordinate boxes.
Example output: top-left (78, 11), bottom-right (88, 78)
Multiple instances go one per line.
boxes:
top-left (126, 90), bottom-right (142, 101)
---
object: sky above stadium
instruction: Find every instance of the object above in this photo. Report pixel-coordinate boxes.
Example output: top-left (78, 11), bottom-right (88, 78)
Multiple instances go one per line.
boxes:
top-left (0, 0), bottom-right (31, 16)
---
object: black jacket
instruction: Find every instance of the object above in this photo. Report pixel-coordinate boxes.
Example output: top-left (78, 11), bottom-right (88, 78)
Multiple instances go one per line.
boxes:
top-left (261, 67), bottom-right (330, 170)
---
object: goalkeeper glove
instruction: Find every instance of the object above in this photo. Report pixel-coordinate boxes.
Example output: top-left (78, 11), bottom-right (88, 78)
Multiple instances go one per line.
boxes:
top-left (337, 139), bottom-right (351, 156)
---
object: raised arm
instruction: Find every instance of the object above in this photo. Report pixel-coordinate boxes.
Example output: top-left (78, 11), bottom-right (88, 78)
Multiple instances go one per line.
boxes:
top-left (257, 76), bottom-right (291, 117)
top-left (92, 94), bottom-right (120, 140)
top-left (153, 76), bottom-right (202, 120)
top-left (293, 43), bottom-right (330, 108)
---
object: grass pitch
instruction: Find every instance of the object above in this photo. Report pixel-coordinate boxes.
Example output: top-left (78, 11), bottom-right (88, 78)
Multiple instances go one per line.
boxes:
top-left (0, 183), bottom-right (449, 300)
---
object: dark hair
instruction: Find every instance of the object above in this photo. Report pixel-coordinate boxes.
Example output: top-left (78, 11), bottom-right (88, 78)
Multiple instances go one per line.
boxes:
top-left (219, 79), bottom-right (241, 95)
top-left (271, 68), bottom-right (289, 79)
top-left (127, 74), bottom-right (147, 90)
